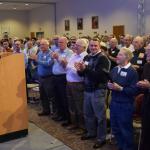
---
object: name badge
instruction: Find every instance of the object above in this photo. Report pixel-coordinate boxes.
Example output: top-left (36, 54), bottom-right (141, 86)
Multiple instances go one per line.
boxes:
top-left (137, 60), bottom-right (142, 64)
top-left (43, 56), bottom-right (47, 59)
top-left (120, 71), bottom-right (127, 77)
top-left (61, 54), bottom-right (66, 58)
top-left (84, 61), bottom-right (89, 65)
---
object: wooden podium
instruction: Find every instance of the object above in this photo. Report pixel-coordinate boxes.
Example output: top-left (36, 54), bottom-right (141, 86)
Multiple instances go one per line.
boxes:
top-left (0, 53), bottom-right (28, 142)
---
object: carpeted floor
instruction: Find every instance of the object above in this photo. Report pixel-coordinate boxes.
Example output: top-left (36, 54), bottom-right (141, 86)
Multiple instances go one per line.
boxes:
top-left (28, 103), bottom-right (117, 150)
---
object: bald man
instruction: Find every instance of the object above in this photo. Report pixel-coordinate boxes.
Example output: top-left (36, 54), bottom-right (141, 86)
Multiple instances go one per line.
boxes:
top-left (131, 36), bottom-right (146, 79)
top-left (108, 38), bottom-right (120, 69)
top-left (123, 34), bottom-right (135, 52)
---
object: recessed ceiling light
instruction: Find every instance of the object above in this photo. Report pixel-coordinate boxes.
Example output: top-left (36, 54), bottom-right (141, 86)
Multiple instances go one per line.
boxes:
top-left (25, 3), bottom-right (29, 6)
top-left (13, 7), bottom-right (16, 10)
top-left (0, 2), bottom-right (3, 4)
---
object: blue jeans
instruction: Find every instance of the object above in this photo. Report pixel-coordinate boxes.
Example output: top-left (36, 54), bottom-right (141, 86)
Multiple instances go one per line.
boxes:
top-left (84, 89), bottom-right (107, 141)
top-left (110, 101), bottom-right (134, 150)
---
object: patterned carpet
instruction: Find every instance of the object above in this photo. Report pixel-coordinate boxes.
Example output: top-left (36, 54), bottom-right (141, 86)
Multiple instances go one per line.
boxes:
top-left (28, 103), bottom-right (117, 150)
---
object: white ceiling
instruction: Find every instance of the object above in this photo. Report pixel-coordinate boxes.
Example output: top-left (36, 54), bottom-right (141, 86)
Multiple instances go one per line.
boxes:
top-left (0, 3), bottom-right (47, 10)
top-left (0, 0), bottom-right (60, 3)
top-left (0, 0), bottom-right (61, 10)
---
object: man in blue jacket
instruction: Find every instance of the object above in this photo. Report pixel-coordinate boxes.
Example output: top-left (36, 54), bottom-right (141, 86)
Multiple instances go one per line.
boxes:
top-left (108, 47), bottom-right (138, 150)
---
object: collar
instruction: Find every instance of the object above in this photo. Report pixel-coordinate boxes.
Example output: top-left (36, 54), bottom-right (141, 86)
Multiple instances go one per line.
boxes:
top-left (41, 49), bottom-right (50, 54)
top-left (59, 47), bottom-right (69, 53)
top-left (90, 50), bottom-right (101, 57)
top-left (118, 62), bottom-right (131, 69)
top-left (79, 51), bottom-right (88, 58)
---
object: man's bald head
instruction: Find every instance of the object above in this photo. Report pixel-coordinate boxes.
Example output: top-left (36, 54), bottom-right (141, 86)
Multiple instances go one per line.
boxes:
top-left (58, 37), bottom-right (68, 50)
top-left (124, 34), bottom-right (133, 47)
top-left (110, 38), bottom-right (118, 48)
top-left (133, 36), bottom-right (144, 50)
top-left (14, 40), bottom-right (21, 52)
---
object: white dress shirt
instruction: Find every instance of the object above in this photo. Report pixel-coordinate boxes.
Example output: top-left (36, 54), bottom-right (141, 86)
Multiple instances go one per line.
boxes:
top-left (66, 51), bottom-right (88, 82)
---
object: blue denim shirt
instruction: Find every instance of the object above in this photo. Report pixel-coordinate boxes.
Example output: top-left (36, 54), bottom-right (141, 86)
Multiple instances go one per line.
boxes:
top-left (37, 49), bottom-right (54, 77)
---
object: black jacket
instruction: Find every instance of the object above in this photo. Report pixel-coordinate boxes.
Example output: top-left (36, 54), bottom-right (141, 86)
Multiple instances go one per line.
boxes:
top-left (78, 52), bottom-right (110, 92)
top-left (131, 47), bottom-right (146, 79)
top-left (108, 47), bottom-right (120, 69)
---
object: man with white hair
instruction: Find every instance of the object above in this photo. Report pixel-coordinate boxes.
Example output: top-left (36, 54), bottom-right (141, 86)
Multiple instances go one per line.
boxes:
top-left (108, 38), bottom-right (120, 69)
top-left (123, 34), bottom-right (135, 52)
top-left (30, 39), bottom-right (54, 116)
top-left (24, 40), bottom-right (38, 83)
top-left (51, 37), bottom-right (73, 126)
top-left (66, 38), bottom-right (88, 130)
top-left (131, 36), bottom-right (146, 79)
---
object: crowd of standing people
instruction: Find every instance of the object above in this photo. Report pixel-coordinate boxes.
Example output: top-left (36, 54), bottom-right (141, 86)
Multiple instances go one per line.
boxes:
top-left (0, 34), bottom-right (150, 150)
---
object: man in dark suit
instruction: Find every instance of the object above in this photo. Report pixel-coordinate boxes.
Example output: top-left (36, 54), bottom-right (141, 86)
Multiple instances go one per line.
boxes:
top-left (108, 38), bottom-right (120, 70)
top-left (131, 36), bottom-right (146, 79)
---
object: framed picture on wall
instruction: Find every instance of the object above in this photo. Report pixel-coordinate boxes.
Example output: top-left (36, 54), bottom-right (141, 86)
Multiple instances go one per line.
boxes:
top-left (92, 16), bottom-right (99, 29)
top-left (65, 20), bottom-right (70, 31)
top-left (77, 18), bottom-right (83, 30)
top-left (36, 32), bottom-right (44, 39)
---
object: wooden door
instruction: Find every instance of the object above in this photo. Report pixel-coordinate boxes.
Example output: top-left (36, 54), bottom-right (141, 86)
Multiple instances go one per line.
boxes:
top-left (30, 32), bottom-right (35, 38)
top-left (113, 25), bottom-right (125, 40)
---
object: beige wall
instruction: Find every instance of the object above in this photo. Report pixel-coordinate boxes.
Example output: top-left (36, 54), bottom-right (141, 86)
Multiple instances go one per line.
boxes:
top-left (0, 10), bottom-right (29, 38)
top-left (1, 0), bottom-right (150, 39)
top-left (29, 4), bottom-right (55, 38)
top-left (56, 0), bottom-right (138, 37)
top-left (0, 4), bottom-right (55, 39)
